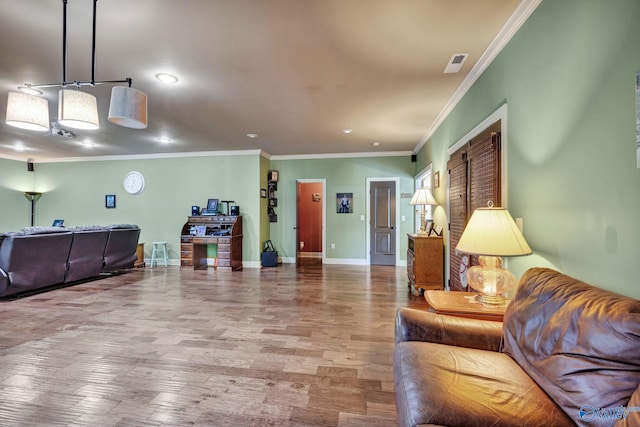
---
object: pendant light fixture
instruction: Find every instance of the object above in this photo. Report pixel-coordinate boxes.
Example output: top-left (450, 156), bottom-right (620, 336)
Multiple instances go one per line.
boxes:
top-left (5, 0), bottom-right (147, 132)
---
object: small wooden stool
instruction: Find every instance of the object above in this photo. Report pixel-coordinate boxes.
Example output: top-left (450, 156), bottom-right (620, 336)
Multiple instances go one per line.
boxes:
top-left (150, 241), bottom-right (168, 267)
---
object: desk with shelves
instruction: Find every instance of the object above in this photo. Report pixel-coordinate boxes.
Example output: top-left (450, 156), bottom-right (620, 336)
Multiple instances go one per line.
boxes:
top-left (180, 216), bottom-right (242, 271)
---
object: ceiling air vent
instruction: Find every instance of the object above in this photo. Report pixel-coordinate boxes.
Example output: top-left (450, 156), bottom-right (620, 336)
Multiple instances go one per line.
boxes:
top-left (443, 53), bottom-right (469, 74)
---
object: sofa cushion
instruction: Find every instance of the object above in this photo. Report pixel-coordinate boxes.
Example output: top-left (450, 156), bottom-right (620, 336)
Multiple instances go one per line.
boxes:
top-left (394, 341), bottom-right (573, 427)
top-left (503, 268), bottom-right (640, 425)
top-left (22, 226), bottom-right (69, 235)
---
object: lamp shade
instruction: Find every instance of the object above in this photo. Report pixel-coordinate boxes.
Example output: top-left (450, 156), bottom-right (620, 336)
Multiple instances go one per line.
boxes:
top-left (5, 92), bottom-right (50, 131)
top-left (58, 89), bottom-right (99, 130)
top-left (456, 206), bottom-right (531, 257)
top-left (409, 187), bottom-right (437, 206)
top-left (108, 86), bottom-right (148, 129)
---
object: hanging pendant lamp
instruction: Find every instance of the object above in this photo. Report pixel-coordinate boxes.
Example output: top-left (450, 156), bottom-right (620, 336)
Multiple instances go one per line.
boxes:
top-left (58, 89), bottom-right (99, 130)
top-left (4, 0), bottom-right (147, 132)
top-left (6, 92), bottom-right (50, 131)
top-left (108, 86), bottom-right (147, 129)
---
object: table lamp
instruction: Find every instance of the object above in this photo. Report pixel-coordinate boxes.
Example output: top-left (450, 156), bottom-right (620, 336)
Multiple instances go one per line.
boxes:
top-left (455, 202), bottom-right (531, 305)
top-left (409, 187), bottom-right (437, 235)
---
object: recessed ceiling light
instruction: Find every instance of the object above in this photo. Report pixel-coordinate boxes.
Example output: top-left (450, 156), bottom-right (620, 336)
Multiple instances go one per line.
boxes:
top-left (157, 136), bottom-right (174, 143)
top-left (12, 144), bottom-right (25, 151)
top-left (155, 73), bottom-right (179, 84)
top-left (342, 128), bottom-right (353, 134)
top-left (17, 86), bottom-right (43, 96)
top-left (372, 141), bottom-right (380, 147)
top-left (247, 133), bottom-right (258, 139)
top-left (79, 140), bottom-right (95, 147)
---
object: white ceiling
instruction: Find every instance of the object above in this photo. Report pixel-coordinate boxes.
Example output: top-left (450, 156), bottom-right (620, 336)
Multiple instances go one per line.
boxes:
top-left (0, 0), bottom-right (536, 162)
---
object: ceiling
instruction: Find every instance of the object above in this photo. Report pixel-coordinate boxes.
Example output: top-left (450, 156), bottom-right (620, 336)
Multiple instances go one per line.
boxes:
top-left (0, 0), bottom-right (535, 162)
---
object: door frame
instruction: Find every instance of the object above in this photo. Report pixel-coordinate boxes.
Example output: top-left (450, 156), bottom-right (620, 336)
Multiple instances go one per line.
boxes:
top-left (296, 178), bottom-right (327, 264)
top-left (365, 177), bottom-right (400, 266)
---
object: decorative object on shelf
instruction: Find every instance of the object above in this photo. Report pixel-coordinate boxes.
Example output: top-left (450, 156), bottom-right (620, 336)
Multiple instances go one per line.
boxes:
top-left (191, 205), bottom-right (200, 216)
top-left (336, 192), bottom-right (353, 214)
top-left (23, 191), bottom-right (42, 227)
top-left (434, 171), bottom-right (440, 188)
top-left (268, 171), bottom-right (278, 222)
top-left (409, 187), bottom-right (437, 235)
top-left (5, 0), bottom-right (147, 132)
top-left (105, 194), bottom-right (116, 209)
top-left (455, 201), bottom-right (532, 305)
top-left (123, 171), bottom-right (145, 195)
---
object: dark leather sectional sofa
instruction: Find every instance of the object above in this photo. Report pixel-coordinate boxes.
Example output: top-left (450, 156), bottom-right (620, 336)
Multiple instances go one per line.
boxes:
top-left (0, 224), bottom-right (140, 298)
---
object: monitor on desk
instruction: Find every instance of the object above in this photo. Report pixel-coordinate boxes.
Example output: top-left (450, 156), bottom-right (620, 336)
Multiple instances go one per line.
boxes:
top-left (206, 198), bottom-right (219, 213)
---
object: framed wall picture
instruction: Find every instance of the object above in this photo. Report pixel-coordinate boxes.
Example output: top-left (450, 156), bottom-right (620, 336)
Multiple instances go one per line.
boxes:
top-left (434, 171), bottom-right (440, 188)
top-left (105, 194), bottom-right (116, 209)
top-left (336, 192), bottom-right (353, 213)
top-left (261, 188), bottom-right (267, 198)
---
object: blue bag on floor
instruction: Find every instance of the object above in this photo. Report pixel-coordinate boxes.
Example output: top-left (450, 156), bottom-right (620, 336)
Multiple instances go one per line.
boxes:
top-left (261, 240), bottom-right (278, 267)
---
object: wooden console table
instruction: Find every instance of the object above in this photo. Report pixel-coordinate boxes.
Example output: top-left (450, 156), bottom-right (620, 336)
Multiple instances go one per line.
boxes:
top-left (180, 216), bottom-right (242, 271)
top-left (407, 234), bottom-right (443, 295)
top-left (424, 290), bottom-right (507, 322)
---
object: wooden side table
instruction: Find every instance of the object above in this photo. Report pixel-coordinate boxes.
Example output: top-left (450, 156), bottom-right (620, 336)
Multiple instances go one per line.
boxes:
top-left (424, 290), bottom-right (508, 322)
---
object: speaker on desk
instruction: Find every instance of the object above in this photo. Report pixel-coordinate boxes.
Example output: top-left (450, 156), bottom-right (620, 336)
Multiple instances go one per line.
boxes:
top-left (191, 205), bottom-right (200, 216)
top-left (230, 205), bottom-right (240, 216)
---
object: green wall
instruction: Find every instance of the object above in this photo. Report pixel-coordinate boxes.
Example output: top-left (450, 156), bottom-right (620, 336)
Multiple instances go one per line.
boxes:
top-left (417, 0), bottom-right (640, 298)
top-left (269, 155), bottom-right (415, 261)
top-left (1, 154), bottom-right (263, 264)
top-left (1, 153), bottom-right (416, 266)
top-left (0, 157), bottom-right (37, 231)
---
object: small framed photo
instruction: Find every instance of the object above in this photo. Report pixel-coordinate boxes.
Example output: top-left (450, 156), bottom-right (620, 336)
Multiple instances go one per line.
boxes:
top-left (434, 171), bottom-right (440, 188)
top-left (268, 170), bottom-right (279, 182)
top-left (260, 188), bottom-right (267, 198)
top-left (269, 198), bottom-right (278, 207)
top-left (424, 220), bottom-right (434, 235)
top-left (105, 194), bottom-right (116, 209)
top-left (336, 192), bottom-right (353, 214)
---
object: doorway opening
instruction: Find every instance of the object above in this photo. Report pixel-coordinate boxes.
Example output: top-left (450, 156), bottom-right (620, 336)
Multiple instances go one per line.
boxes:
top-left (296, 180), bottom-right (326, 266)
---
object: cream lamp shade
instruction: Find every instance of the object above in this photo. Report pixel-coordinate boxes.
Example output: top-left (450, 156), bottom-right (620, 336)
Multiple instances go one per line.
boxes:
top-left (5, 92), bottom-right (50, 131)
top-left (409, 187), bottom-right (437, 206)
top-left (456, 206), bottom-right (531, 256)
top-left (410, 187), bottom-right (437, 235)
top-left (58, 89), bottom-right (99, 130)
top-left (456, 204), bottom-right (531, 305)
top-left (108, 86), bottom-right (148, 129)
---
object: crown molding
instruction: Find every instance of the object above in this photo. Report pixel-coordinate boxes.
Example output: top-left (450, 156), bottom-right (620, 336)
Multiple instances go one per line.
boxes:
top-left (414, 0), bottom-right (542, 154)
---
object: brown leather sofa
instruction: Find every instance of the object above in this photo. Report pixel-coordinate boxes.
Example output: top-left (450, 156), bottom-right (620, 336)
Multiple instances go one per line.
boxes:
top-left (394, 268), bottom-right (640, 427)
top-left (0, 224), bottom-right (140, 298)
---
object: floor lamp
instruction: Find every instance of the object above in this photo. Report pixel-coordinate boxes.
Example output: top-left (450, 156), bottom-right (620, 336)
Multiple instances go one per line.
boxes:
top-left (24, 192), bottom-right (42, 226)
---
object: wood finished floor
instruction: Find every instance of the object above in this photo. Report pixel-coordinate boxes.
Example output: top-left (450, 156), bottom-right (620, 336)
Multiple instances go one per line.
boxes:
top-left (0, 264), bottom-right (429, 426)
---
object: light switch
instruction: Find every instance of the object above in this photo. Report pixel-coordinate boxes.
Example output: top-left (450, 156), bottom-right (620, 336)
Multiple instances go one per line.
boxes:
top-left (360, 215), bottom-right (365, 221)
top-left (401, 215), bottom-right (406, 221)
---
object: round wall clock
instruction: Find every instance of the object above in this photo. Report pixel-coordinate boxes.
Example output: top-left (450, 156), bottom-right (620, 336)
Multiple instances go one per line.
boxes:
top-left (123, 171), bottom-right (145, 195)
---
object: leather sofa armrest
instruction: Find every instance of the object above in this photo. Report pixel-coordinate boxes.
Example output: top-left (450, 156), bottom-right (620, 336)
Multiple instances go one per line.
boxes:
top-left (0, 268), bottom-right (8, 297)
top-left (395, 307), bottom-right (503, 352)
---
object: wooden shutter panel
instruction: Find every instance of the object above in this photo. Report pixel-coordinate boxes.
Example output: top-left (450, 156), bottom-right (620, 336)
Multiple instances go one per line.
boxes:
top-left (447, 124), bottom-right (501, 292)
top-left (448, 150), bottom-right (467, 292)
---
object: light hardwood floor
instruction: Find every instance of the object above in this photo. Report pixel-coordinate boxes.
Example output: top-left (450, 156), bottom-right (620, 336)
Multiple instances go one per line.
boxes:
top-left (0, 264), bottom-right (429, 426)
